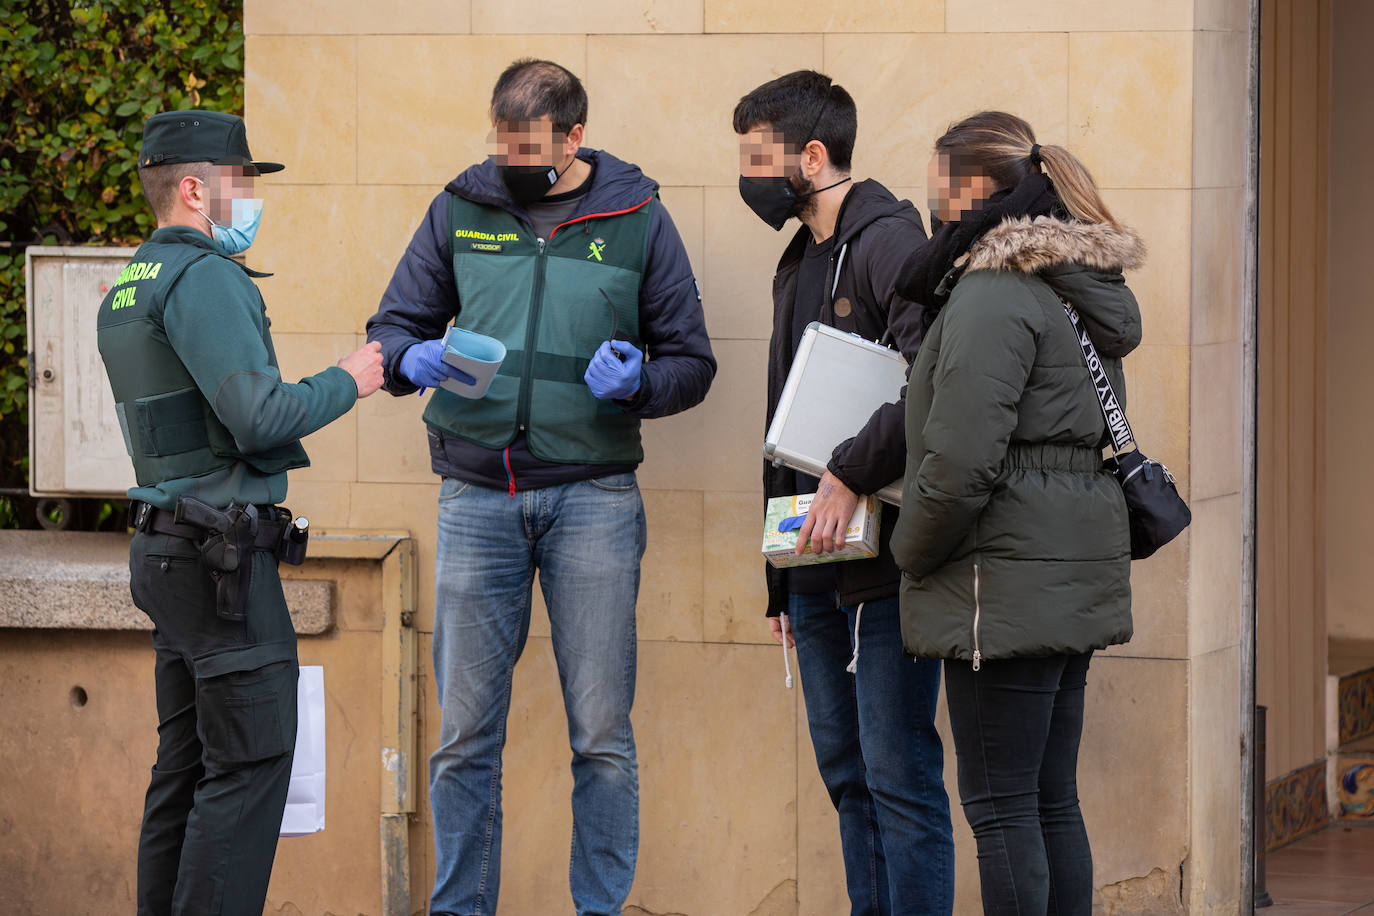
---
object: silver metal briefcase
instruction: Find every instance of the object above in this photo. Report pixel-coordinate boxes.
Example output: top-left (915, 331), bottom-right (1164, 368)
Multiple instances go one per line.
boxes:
top-left (763, 321), bottom-right (907, 506)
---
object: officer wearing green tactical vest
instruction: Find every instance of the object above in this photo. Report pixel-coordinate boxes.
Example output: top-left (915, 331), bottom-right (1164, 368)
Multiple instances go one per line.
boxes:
top-left (96, 109), bottom-right (384, 916)
top-left (366, 60), bottom-right (715, 916)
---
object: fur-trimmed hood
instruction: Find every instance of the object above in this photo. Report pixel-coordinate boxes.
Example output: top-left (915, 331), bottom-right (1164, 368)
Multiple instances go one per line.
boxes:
top-left (967, 215), bottom-right (1146, 274)
top-left (954, 215), bottom-right (1145, 360)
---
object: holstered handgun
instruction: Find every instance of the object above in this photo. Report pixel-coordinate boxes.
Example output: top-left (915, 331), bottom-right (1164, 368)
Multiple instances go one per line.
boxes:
top-left (175, 497), bottom-right (258, 621)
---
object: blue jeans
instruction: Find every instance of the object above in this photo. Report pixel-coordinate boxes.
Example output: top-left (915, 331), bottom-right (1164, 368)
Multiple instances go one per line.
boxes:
top-left (789, 593), bottom-right (955, 915)
top-left (428, 473), bottom-right (646, 916)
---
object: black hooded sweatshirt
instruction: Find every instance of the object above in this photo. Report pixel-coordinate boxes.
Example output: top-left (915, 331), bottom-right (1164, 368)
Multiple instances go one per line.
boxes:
top-left (764, 179), bottom-right (928, 616)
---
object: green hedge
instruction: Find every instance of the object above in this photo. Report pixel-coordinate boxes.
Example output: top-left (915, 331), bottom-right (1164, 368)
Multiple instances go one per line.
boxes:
top-left (0, 0), bottom-right (243, 525)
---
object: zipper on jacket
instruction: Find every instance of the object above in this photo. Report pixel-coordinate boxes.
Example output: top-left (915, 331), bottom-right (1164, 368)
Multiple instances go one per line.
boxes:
top-left (547, 196), bottom-right (653, 242)
top-left (513, 198), bottom-right (652, 438)
top-left (971, 562), bottom-right (983, 672)
top-left (516, 237), bottom-right (549, 434)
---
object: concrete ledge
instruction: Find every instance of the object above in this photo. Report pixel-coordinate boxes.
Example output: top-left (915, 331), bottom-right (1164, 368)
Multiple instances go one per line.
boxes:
top-left (0, 531), bottom-right (334, 635)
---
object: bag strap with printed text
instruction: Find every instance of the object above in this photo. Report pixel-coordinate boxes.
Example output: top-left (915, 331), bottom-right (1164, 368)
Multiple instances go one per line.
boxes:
top-left (1060, 299), bottom-right (1135, 455)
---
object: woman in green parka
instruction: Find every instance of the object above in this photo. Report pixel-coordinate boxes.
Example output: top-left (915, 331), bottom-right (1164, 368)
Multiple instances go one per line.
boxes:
top-left (890, 112), bottom-right (1144, 915)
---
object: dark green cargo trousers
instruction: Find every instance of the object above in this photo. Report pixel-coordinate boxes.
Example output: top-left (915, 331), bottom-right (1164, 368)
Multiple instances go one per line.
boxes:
top-left (129, 530), bottom-right (298, 916)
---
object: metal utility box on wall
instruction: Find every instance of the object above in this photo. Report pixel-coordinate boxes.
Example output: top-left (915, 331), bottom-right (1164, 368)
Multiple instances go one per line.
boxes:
top-left (26, 246), bottom-right (137, 498)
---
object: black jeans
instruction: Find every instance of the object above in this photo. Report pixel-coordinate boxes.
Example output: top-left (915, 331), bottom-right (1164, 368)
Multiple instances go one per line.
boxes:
top-left (129, 531), bottom-right (298, 916)
top-left (944, 653), bottom-right (1093, 916)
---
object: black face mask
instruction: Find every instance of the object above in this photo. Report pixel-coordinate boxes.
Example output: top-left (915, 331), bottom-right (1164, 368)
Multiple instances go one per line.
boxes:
top-left (738, 172), bottom-right (852, 231)
top-left (500, 163), bottom-right (563, 206)
top-left (738, 174), bottom-right (805, 231)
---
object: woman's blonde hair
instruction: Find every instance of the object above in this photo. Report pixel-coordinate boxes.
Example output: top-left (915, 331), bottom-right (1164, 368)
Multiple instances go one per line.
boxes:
top-left (935, 111), bottom-right (1115, 225)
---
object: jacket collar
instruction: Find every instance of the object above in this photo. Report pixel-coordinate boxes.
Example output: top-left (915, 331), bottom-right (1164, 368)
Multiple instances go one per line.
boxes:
top-left (149, 224), bottom-right (222, 250)
top-left (445, 148), bottom-right (659, 223)
top-left (146, 225), bottom-right (272, 277)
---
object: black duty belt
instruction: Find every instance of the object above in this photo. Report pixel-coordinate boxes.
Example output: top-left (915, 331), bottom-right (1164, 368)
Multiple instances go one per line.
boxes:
top-left (131, 500), bottom-right (288, 550)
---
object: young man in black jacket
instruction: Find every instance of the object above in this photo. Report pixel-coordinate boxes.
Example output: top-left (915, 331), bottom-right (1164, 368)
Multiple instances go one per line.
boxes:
top-left (735, 71), bottom-right (954, 915)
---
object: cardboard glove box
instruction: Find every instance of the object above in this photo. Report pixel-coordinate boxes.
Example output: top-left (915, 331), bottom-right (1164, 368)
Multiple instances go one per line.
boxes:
top-left (762, 493), bottom-right (881, 569)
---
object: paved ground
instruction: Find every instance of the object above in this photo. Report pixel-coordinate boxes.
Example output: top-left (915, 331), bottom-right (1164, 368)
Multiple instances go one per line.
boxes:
top-left (1264, 823), bottom-right (1374, 915)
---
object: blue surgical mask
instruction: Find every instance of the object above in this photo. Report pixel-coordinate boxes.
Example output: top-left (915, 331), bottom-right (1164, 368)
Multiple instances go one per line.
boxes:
top-left (196, 180), bottom-right (263, 254)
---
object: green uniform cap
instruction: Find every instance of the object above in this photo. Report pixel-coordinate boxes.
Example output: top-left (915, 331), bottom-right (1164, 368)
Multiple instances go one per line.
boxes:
top-left (139, 110), bottom-right (283, 174)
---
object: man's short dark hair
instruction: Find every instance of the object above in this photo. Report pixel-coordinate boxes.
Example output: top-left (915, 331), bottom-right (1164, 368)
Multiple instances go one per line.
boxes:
top-left (733, 70), bottom-right (857, 172)
top-left (490, 58), bottom-right (588, 135)
top-left (138, 161), bottom-right (211, 222)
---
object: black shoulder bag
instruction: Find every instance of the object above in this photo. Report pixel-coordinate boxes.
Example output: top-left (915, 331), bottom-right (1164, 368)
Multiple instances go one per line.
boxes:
top-left (1062, 299), bottom-right (1191, 559)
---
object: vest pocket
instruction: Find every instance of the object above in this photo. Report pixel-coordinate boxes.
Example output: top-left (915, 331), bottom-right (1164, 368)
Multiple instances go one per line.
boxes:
top-left (133, 387), bottom-right (210, 456)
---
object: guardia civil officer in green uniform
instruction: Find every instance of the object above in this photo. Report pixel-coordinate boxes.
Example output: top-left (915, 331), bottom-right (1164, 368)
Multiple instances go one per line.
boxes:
top-left (366, 60), bottom-right (715, 916)
top-left (96, 109), bottom-right (384, 916)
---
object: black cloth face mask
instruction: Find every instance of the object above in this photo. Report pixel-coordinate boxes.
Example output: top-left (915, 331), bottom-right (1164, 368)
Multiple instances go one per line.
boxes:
top-left (739, 172), bottom-right (852, 231)
top-left (500, 162), bottom-right (564, 206)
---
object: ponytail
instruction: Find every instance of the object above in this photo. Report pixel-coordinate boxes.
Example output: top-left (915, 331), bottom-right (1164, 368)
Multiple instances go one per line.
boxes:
top-left (1036, 143), bottom-right (1115, 225)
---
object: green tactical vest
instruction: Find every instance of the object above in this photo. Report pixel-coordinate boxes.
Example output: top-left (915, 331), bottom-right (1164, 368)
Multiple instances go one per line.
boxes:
top-left (95, 237), bottom-right (308, 487)
top-left (423, 192), bottom-right (654, 464)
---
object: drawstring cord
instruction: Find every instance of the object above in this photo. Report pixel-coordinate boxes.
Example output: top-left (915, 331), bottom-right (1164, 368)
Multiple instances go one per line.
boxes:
top-left (845, 602), bottom-right (866, 674)
top-left (503, 446), bottom-right (516, 497)
top-left (781, 601), bottom-right (864, 686)
top-left (780, 613), bottom-right (794, 689)
top-left (831, 242), bottom-right (849, 298)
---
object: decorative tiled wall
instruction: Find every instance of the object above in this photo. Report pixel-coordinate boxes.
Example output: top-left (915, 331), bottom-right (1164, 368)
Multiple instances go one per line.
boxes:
top-left (1337, 757), bottom-right (1374, 818)
top-left (1338, 666), bottom-right (1374, 747)
top-left (1266, 759), bottom-right (1330, 850)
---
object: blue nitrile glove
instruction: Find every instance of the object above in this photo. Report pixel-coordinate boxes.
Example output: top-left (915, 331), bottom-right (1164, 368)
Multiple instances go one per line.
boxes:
top-left (584, 339), bottom-right (644, 400)
top-left (399, 338), bottom-right (476, 392)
